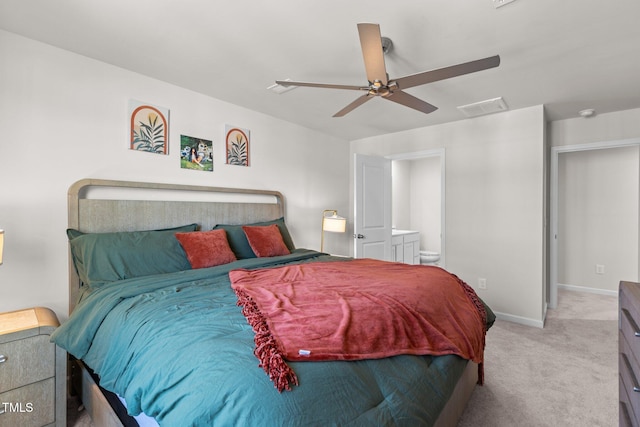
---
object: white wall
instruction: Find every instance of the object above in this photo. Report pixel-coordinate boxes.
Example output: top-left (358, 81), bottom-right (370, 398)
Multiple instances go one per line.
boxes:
top-left (410, 157), bottom-right (441, 253)
top-left (0, 30), bottom-right (351, 319)
top-left (392, 157), bottom-right (441, 253)
top-left (391, 161), bottom-right (411, 229)
top-left (351, 105), bottom-right (547, 326)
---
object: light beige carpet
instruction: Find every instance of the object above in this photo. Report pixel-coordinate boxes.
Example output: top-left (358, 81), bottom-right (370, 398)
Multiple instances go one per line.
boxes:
top-left (458, 288), bottom-right (618, 427)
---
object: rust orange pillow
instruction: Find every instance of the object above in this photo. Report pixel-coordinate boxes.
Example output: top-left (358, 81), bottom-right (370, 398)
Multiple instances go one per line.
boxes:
top-left (242, 224), bottom-right (291, 257)
top-left (175, 229), bottom-right (237, 269)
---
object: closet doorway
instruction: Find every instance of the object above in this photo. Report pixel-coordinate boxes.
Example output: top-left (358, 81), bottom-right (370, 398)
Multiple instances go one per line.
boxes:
top-left (550, 138), bottom-right (640, 309)
top-left (388, 149), bottom-right (446, 268)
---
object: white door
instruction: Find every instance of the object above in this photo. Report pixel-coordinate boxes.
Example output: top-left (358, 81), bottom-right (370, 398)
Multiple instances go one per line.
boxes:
top-left (354, 154), bottom-right (392, 260)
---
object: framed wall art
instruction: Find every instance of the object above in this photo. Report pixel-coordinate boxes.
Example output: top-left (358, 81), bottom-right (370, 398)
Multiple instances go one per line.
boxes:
top-left (129, 100), bottom-right (169, 155)
top-left (180, 135), bottom-right (213, 172)
top-left (225, 125), bottom-right (250, 166)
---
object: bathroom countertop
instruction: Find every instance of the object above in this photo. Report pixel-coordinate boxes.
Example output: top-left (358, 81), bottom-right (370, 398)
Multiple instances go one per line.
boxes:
top-left (392, 229), bottom-right (419, 236)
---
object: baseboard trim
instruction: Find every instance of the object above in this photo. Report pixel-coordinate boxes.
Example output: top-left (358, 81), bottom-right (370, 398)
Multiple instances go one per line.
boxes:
top-left (485, 285), bottom-right (615, 330)
top-left (493, 311), bottom-right (544, 329)
top-left (557, 283), bottom-right (618, 297)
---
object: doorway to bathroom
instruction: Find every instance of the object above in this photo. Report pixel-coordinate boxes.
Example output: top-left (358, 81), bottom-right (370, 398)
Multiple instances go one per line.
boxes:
top-left (389, 149), bottom-right (446, 268)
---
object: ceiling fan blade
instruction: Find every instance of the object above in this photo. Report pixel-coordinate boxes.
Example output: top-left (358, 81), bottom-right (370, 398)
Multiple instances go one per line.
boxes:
top-left (357, 23), bottom-right (388, 85)
top-left (275, 80), bottom-right (366, 91)
top-left (394, 55), bottom-right (501, 90)
top-left (333, 94), bottom-right (374, 117)
top-left (385, 90), bottom-right (438, 115)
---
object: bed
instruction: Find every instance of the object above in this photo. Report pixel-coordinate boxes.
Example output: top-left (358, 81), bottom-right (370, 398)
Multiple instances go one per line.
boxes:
top-left (54, 178), bottom-right (494, 427)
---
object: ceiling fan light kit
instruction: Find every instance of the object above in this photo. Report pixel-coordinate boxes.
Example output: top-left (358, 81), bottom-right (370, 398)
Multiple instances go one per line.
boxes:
top-left (275, 23), bottom-right (500, 118)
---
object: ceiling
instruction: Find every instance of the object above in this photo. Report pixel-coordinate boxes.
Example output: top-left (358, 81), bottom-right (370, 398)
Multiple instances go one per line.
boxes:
top-left (1, 0), bottom-right (640, 141)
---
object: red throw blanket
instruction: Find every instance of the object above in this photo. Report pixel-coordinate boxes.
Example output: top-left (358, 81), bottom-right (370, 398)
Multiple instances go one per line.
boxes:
top-left (230, 258), bottom-right (487, 392)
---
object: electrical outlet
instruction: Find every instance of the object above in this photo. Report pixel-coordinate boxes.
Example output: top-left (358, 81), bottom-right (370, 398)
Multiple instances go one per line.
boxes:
top-left (596, 264), bottom-right (605, 275)
top-left (478, 278), bottom-right (487, 290)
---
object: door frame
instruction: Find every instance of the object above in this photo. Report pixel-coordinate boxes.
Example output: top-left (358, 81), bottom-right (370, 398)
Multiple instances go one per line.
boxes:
top-left (549, 137), bottom-right (640, 309)
top-left (386, 148), bottom-right (446, 269)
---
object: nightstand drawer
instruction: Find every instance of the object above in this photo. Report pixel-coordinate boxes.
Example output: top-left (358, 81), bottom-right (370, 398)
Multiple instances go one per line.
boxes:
top-left (0, 335), bottom-right (55, 393)
top-left (0, 377), bottom-right (55, 427)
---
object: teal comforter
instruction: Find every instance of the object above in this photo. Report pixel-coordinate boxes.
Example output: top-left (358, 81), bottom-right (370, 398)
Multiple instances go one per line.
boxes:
top-left (52, 249), bottom-right (479, 426)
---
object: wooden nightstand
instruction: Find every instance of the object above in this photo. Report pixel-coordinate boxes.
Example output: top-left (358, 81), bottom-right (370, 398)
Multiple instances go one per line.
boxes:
top-left (0, 307), bottom-right (66, 427)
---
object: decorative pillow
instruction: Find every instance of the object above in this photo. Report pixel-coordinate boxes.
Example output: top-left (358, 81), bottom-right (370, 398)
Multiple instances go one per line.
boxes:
top-left (213, 217), bottom-right (295, 259)
top-left (175, 229), bottom-right (237, 269)
top-left (66, 224), bottom-right (197, 287)
top-left (242, 224), bottom-right (291, 257)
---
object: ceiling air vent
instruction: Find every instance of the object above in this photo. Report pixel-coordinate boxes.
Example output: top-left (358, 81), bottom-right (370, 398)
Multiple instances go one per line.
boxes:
top-left (457, 97), bottom-right (508, 118)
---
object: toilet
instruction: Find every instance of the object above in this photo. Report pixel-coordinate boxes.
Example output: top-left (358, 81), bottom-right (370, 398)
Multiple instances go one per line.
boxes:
top-left (419, 250), bottom-right (440, 265)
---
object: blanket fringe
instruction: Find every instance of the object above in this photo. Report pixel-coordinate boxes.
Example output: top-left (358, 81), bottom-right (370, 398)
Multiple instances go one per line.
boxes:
top-left (454, 274), bottom-right (487, 386)
top-left (234, 289), bottom-right (299, 392)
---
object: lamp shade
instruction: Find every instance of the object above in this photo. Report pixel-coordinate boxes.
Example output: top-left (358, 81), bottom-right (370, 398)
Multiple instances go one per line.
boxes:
top-left (323, 214), bottom-right (347, 233)
top-left (321, 210), bottom-right (346, 253)
top-left (0, 229), bottom-right (4, 265)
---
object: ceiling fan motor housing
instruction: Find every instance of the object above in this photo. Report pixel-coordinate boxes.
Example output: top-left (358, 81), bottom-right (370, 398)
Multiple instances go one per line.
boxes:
top-left (369, 80), bottom-right (396, 97)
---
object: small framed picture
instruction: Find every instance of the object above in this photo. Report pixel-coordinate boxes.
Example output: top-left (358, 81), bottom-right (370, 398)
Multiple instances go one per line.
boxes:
top-left (129, 100), bottom-right (169, 155)
top-left (225, 125), bottom-right (250, 166)
top-left (180, 135), bottom-right (213, 172)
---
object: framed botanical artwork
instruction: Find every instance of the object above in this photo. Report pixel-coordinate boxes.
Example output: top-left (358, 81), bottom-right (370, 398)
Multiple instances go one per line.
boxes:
top-left (180, 135), bottom-right (213, 172)
top-left (129, 100), bottom-right (169, 155)
top-left (225, 125), bottom-right (250, 166)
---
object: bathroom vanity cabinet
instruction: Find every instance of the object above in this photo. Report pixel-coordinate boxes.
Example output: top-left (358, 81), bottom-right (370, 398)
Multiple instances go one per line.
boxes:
top-left (391, 230), bottom-right (420, 265)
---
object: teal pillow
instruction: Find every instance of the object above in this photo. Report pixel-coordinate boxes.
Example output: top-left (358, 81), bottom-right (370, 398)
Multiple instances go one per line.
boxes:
top-left (213, 217), bottom-right (295, 259)
top-left (67, 224), bottom-right (198, 287)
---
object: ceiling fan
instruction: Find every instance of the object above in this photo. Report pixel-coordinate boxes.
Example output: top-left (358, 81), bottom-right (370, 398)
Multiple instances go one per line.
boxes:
top-left (276, 23), bottom-right (500, 117)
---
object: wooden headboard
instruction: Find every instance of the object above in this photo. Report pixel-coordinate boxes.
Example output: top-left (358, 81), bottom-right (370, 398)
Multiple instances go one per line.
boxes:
top-left (67, 178), bottom-right (285, 313)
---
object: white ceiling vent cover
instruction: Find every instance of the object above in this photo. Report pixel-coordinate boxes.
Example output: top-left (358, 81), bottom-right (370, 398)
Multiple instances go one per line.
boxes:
top-left (457, 97), bottom-right (508, 117)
